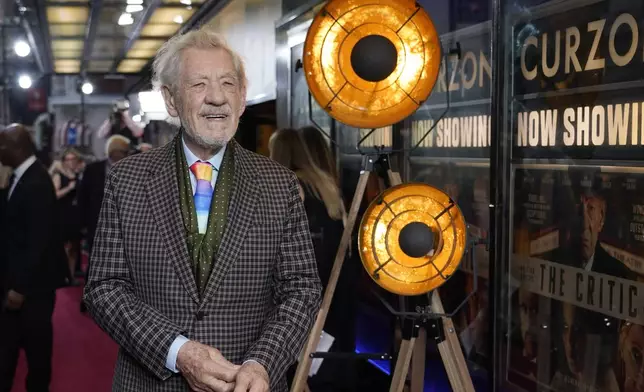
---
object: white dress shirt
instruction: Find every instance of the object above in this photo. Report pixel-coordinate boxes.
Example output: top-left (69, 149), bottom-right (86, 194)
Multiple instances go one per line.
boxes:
top-left (584, 253), bottom-right (595, 271)
top-left (167, 137), bottom-right (257, 373)
top-left (7, 155), bottom-right (37, 200)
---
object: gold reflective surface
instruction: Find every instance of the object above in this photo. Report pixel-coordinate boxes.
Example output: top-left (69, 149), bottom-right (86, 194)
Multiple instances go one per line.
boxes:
top-left (303, 0), bottom-right (441, 129)
top-left (358, 183), bottom-right (467, 296)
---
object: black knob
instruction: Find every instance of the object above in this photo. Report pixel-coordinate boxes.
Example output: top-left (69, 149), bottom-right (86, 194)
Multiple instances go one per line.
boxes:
top-left (350, 34), bottom-right (398, 82)
top-left (398, 222), bottom-right (434, 258)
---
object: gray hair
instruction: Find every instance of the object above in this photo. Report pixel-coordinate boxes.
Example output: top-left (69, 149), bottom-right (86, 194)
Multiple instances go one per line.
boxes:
top-left (152, 25), bottom-right (247, 111)
top-left (152, 25), bottom-right (248, 127)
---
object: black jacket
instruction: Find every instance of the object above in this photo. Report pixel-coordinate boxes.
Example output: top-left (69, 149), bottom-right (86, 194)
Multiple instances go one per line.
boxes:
top-left (0, 161), bottom-right (68, 296)
top-left (78, 160), bottom-right (108, 248)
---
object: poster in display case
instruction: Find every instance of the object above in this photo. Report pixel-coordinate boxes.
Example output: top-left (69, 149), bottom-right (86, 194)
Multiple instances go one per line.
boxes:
top-left (509, 165), bottom-right (644, 392)
top-left (290, 42), bottom-right (332, 132)
top-left (409, 20), bottom-right (491, 159)
top-left (410, 161), bottom-right (491, 366)
top-left (407, 19), bottom-right (492, 371)
top-left (506, 0), bottom-right (644, 391)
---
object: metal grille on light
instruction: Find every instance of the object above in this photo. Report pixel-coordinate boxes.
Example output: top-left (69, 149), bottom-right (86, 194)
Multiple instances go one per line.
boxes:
top-left (303, 0), bottom-right (442, 129)
top-left (359, 183), bottom-right (467, 296)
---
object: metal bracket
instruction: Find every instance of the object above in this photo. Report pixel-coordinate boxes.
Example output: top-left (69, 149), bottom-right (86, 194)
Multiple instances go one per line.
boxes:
top-left (401, 317), bottom-right (421, 340)
top-left (427, 318), bottom-right (446, 344)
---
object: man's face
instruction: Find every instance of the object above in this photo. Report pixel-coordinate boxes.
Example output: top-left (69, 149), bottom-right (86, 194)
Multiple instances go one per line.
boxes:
top-left (562, 303), bottom-right (585, 376)
top-left (163, 47), bottom-right (246, 149)
top-left (581, 195), bottom-right (605, 260)
top-left (109, 148), bottom-right (129, 163)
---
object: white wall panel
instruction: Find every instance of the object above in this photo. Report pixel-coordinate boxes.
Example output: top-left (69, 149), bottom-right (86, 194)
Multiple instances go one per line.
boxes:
top-left (207, 0), bottom-right (282, 104)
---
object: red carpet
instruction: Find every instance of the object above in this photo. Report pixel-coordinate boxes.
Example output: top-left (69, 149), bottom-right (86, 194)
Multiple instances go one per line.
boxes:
top-left (10, 285), bottom-right (119, 392)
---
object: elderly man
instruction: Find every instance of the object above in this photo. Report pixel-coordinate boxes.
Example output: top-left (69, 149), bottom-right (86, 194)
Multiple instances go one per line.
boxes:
top-left (83, 25), bottom-right (322, 392)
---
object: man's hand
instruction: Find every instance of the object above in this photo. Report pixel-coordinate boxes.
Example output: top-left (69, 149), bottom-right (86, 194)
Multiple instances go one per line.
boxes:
top-left (176, 341), bottom-right (240, 392)
top-left (233, 361), bottom-right (269, 392)
top-left (4, 290), bottom-right (25, 310)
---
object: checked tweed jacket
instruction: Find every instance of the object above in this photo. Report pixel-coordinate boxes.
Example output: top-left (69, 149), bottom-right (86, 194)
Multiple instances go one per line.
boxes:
top-left (83, 135), bottom-right (322, 391)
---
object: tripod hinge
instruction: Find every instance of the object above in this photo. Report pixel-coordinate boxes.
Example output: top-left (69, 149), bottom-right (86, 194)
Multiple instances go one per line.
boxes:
top-left (363, 153), bottom-right (391, 172)
top-left (428, 319), bottom-right (446, 344)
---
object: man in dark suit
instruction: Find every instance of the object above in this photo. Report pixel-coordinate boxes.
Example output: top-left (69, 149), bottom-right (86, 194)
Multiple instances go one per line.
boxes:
top-left (78, 134), bottom-right (131, 258)
top-left (77, 135), bottom-right (131, 313)
top-left (0, 124), bottom-right (67, 392)
top-left (83, 25), bottom-right (321, 392)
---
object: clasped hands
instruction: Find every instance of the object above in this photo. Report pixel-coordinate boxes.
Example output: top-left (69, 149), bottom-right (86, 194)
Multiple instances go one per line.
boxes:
top-left (177, 341), bottom-right (269, 392)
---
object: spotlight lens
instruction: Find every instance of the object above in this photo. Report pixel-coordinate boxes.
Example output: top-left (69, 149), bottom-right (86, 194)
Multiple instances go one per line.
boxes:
top-left (14, 41), bottom-right (30, 57)
top-left (18, 75), bottom-right (32, 89)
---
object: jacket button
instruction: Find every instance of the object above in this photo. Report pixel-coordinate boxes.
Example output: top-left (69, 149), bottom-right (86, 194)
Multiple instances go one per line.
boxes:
top-left (196, 311), bottom-right (205, 321)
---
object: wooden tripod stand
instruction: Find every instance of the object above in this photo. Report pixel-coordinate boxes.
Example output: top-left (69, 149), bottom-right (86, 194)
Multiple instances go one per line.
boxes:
top-left (290, 154), bottom-right (475, 392)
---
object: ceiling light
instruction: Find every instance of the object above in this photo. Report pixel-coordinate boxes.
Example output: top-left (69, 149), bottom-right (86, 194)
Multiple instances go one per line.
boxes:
top-left (14, 40), bottom-right (30, 57)
top-left (126, 0), bottom-right (143, 4)
top-left (18, 75), bottom-right (32, 89)
top-left (180, 0), bottom-right (191, 4)
top-left (118, 13), bottom-right (134, 26)
top-left (173, 15), bottom-right (184, 24)
top-left (81, 82), bottom-right (93, 95)
top-left (126, 5), bottom-right (143, 12)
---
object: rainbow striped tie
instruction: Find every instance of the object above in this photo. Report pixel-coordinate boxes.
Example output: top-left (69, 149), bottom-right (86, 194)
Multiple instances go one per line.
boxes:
top-left (190, 161), bottom-right (214, 234)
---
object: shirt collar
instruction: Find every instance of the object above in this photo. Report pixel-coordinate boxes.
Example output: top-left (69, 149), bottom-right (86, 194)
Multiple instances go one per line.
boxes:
top-left (13, 155), bottom-right (37, 181)
top-left (182, 135), bottom-right (226, 171)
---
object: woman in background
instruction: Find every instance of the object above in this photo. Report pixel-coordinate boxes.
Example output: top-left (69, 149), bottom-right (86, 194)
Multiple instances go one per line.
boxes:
top-left (51, 147), bottom-right (83, 285)
top-left (299, 126), bottom-right (338, 184)
top-left (270, 128), bottom-right (356, 392)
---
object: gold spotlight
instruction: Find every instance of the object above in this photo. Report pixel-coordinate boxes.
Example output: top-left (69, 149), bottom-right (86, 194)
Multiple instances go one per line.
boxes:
top-left (303, 0), bottom-right (441, 129)
top-left (359, 183), bottom-right (467, 296)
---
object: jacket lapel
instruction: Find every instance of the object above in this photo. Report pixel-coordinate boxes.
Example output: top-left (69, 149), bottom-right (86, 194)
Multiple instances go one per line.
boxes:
top-left (145, 136), bottom-right (199, 303)
top-left (200, 140), bottom-right (259, 307)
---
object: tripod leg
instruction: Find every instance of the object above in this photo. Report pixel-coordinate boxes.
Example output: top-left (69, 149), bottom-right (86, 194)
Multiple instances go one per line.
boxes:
top-left (409, 327), bottom-right (426, 392)
top-left (387, 170), bottom-right (402, 186)
top-left (290, 170), bottom-right (372, 392)
top-left (390, 337), bottom-right (416, 392)
top-left (431, 291), bottom-right (475, 392)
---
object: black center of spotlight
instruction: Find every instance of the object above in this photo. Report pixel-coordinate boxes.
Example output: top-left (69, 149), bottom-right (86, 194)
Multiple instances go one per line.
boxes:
top-left (350, 34), bottom-right (398, 82)
top-left (399, 222), bottom-right (434, 258)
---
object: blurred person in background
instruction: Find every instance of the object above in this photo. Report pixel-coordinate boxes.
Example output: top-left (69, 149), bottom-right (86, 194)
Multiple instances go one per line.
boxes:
top-left (270, 128), bottom-right (357, 392)
top-left (299, 126), bottom-right (338, 184)
top-left (97, 99), bottom-right (144, 146)
top-left (137, 142), bottom-right (154, 153)
top-left (51, 147), bottom-right (83, 285)
top-left (78, 135), bottom-right (132, 313)
top-left (0, 124), bottom-right (68, 392)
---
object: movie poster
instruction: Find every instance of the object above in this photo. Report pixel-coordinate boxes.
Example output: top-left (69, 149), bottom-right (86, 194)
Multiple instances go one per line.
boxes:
top-left (508, 166), bottom-right (644, 392)
top-left (410, 161), bottom-right (491, 365)
top-left (507, 0), bottom-right (644, 390)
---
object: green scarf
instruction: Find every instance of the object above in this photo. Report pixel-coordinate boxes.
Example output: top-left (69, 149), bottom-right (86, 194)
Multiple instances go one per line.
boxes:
top-left (176, 140), bottom-right (234, 295)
